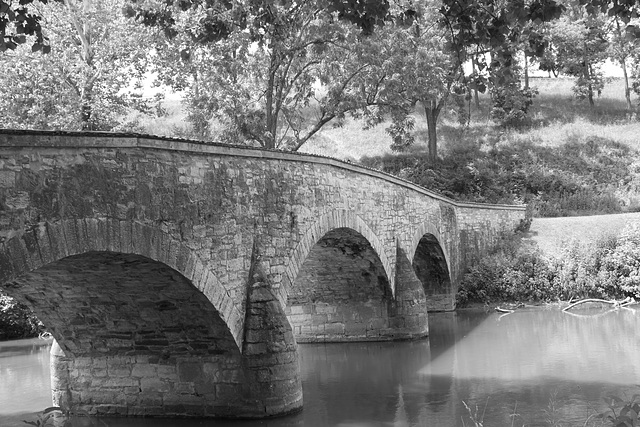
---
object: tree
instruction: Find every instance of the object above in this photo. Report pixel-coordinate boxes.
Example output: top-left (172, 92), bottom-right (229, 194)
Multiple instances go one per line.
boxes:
top-left (0, 0), bottom-right (157, 130)
top-left (133, 0), bottom-right (400, 149)
top-left (352, 2), bottom-right (467, 162)
top-left (609, 16), bottom-right (638, 110)
top-left (440, 0), bottom-right (564, 130)
top-left (543, 13), bottom-right (609, 106)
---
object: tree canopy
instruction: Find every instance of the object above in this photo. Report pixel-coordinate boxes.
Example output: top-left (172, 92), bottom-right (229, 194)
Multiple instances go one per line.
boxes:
top-left (4, 0), bottom-right (640, 156)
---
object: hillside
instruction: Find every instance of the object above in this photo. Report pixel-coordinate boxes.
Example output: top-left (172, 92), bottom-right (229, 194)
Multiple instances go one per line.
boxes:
top-left (527, 212), bottom-right (640, 258)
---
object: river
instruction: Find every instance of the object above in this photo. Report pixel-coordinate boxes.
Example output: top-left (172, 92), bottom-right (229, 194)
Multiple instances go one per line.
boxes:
top-left (1, 307), bottom-right (639, 426)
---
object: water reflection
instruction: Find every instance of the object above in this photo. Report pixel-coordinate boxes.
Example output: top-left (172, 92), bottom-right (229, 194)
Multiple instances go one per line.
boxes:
top-left (1, 308), bottom-right (639, 426)
top-left (0, 338), bottom-right (52, 415)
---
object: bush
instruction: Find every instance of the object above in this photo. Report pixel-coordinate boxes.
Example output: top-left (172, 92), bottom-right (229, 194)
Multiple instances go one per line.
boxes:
top-left (0, 294), bottom-right (42, 341)
top-left (457, 224), bottom-right (640, 305)
top-left (490, 86), bottom-right (538, 128)
top-left (361, 136), bottom-right (638, 217)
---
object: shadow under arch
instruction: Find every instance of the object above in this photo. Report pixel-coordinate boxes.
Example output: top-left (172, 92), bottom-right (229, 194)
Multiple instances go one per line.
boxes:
top-left (285, 225), bottom-right (395, 342)
top-left (0, 218), bottom-right (244, 348)
top-left (283, 210), bottom-right (394, 302)
top-left (409, 222), bottom-right (454, 311)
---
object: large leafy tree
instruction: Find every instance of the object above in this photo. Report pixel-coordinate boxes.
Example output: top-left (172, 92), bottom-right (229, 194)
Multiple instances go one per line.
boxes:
top-left (352, 2), bottom-right (465, 162)
top-left (440, 0), bottom-right (565, 130)
top-left (0, 0), bottom-right (156, 130)
top-left (131, 0), bottom-right (396, 149)
top-left (609, 16), bottom-right (639, 110)
top-left (542, 13), bottom-right (609, 106)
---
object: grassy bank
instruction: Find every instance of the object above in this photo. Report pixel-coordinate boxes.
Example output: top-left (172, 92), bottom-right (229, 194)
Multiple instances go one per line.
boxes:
top-left (303, 77), bottom-right (640, 217)
top-left (457, 222), bottom-right (640, 306)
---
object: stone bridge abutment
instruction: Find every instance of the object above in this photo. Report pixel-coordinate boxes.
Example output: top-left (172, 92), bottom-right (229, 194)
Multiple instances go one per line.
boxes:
top-left (0, 131), bottom-right (525, 418)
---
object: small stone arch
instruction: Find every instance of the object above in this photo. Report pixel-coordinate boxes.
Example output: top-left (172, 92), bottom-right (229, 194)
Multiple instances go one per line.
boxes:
top-left (408, 220), bottom-right (451, 277)
top-left (0, 218), bottom-right (244, 349)
top-left (408, 220), bottom-right (454, 311)
top-left (282, 210), bottom-right (394, 302)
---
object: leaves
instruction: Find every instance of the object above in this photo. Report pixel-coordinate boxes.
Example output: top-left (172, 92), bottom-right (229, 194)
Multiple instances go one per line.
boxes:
top-left (0, 0), bottom-right (159, 131)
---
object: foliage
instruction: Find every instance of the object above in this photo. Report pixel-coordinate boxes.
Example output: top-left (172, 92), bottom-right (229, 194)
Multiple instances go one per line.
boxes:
top-left (456, 223), bottom-right (640, 305)
top-left (490, 85), bottom-right (538, 127)
top-left (540, 14), bottom-right (609, 106)
top-left (597, 394), bottom-right (640, 427)
top-left (0, 293), bottom-right (41, 340)
top-left (361, 135), bottom-right (639, 218)
top-left (129, 0), bottom-right (412, 149)
top-left (352, 2), bottom-right (466, 162)
top-left (1, 0), bottom-right (53, 53)
top-left (0, 0), bottom-right (158, 131)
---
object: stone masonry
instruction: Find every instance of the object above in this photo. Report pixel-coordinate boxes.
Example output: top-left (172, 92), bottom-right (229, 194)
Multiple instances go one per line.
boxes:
top-left (0, 130), bottom-right (525, 418)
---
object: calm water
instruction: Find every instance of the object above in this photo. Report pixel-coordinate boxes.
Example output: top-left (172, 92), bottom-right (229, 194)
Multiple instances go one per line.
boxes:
top-left (1, 307), bottom-right (639, 427)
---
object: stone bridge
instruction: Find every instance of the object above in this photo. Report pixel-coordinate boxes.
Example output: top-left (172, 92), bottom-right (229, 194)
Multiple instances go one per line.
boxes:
top-left (0, 130), bottom-right (525, 418)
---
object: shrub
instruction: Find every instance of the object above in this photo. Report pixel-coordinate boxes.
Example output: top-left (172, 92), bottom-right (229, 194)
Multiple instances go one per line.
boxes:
top-left (361, 136), bottom-right (638, 217)
top-left (490, 86), bottom-right (538, 128)
top-left (457, 224), bottom-right (640, 305)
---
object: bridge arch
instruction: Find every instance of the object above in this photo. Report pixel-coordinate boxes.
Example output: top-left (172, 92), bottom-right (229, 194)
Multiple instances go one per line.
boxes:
top-left (0, 218), bottom-right (302, 417)
top-left (409, 221), bottom-right (454, 311)
top-left (282, 211), bottom-right (397, 342)
top-left (0, 218), bottom-right (244, 348)
top-left (283, 210), bottom-right (393, 299)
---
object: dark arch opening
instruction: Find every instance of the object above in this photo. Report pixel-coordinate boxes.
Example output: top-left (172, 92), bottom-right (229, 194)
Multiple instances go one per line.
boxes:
top-left (412, 234), bottom-right (453, 311)
top-left (3, 251), bottom-right (238, 357)
top-left (0, 251), bottom-right (255, 417)
top-left (287, 227), bottom-right (393, 342)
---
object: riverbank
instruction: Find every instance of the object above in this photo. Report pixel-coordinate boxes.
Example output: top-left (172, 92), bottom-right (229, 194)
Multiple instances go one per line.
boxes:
top-left (456, 215), bottom-right (640, 306)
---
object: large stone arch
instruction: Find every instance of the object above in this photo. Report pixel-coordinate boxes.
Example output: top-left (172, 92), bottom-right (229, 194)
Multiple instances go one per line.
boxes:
top-left (282, 209), bottom-right (394, 302)
top-left (0, 218), bottom-right (302, 417)
top-left (408, 221), bottom-right (454, 311)
top-left (280, 211), bottom-right (402, 342)
top-left (0, 218), bottom-right (244, 348)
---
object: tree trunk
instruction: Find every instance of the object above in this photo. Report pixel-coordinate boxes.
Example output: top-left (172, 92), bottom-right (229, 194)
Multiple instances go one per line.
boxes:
top-left (425, 101), bottom-right (441, 163)
top-left (621, 58), bottom-right (632, 110)
top-left (615, 18), bottom-right (632, 110)
top-left (472, 57), bottom-right (480, 109)
top-left (523, 52), bottom-right (529, 89)
top-left (81, 93), bottom-right (92, 130)
top-left (583, 42), bottom-right (594, 107)
top-left (264, 51), bottom-right (278, 149)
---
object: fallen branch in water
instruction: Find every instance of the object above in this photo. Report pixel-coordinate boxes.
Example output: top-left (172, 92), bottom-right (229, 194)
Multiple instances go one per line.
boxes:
top-left (562, 297), bottom-right (636, 312)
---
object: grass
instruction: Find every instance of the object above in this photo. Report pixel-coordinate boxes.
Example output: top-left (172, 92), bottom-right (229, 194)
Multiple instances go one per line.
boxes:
top-left (299, 76), bottom-right (640, 161)
top-left (527, 212), bottom-right (640, 258)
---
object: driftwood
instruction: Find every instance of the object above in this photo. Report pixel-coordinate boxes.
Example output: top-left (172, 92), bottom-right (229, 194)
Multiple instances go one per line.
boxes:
top-left (562, 296), bottom-right (636, 312)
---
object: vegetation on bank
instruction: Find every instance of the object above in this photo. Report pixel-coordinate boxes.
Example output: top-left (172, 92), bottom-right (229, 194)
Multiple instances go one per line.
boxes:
top-left (356, 78), bottom-right (640, 218)
top-left (362, 135), bottom-right (640, 218)
top-left (457, 223), bottom-right (640, 306)
top-left (0, 295), bottom-right (41, 340)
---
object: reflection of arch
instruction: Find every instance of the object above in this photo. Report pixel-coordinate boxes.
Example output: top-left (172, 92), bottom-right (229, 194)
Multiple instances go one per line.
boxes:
top-left (283, 210), bottom-right (394, 300)
top-left (0, 218), bottom-right (244, 349)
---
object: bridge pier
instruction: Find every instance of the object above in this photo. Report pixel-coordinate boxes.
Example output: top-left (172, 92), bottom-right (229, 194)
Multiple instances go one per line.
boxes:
top-left (285, 228), bottom-right (429, 342)
top-left (49, 279), bottom-right (302, 418)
